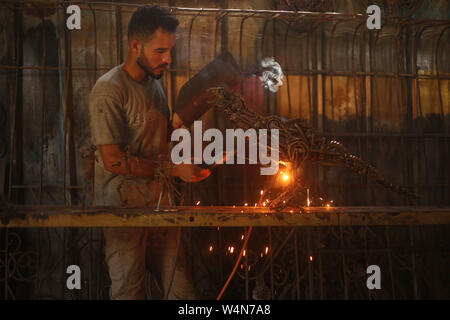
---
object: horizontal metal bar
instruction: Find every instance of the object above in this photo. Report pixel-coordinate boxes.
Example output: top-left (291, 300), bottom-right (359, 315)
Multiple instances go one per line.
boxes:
top-left (2, 1), bottom-right (450, 24)
top-left (320, 133), bottom-right (450, 138)
top-left (2, 65), bottom-right (449, 80)
top-left (1, 206), bottom-right (449, 228)
top-left (11, 185), bottom-right (83, 189)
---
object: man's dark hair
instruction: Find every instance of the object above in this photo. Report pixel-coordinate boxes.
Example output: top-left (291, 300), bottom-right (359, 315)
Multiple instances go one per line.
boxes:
top-left (128, 4), bottom-right (179, 42)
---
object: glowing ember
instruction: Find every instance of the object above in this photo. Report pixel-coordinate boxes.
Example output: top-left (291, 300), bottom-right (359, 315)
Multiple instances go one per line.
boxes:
top-left (263, 203), bottom-right (266, 207)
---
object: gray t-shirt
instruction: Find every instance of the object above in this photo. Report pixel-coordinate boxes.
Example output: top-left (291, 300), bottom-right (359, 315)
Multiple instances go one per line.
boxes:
top-left (89, 64), bottom-right (171, 206)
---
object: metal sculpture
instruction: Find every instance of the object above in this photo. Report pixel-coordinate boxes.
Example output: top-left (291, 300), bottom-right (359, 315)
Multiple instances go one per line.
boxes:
top-left (207, 87), bottom-right (419, 210)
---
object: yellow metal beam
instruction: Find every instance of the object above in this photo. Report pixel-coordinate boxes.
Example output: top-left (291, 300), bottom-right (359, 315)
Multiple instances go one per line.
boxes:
top-left (1, 206), bottom-right (450, 228)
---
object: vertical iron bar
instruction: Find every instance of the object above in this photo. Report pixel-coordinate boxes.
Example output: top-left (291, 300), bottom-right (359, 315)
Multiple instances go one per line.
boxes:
top-left (269, 227), bottom-right (274, 300)
top-left (115, 4), bottom-right (123, 65)
top-left (4, 229), bottom-right (8, 300)
top-left (283, 18), bottom-right (295, 116)
top-left (409, 226), bottom-right (419, 299)
top-left (435, 26), bottom-right (450, 204)
top-left (38, 12), bottom-right (47, 205)
top-left (318, 227), bottom-right (324, 299)
top-left (306, 228), bottom-right (313, 299)
top-left (294, 228), bottom-right (300, 300)
top-left (8, 5), bottom-right (23, 203)
top-left (385, 225), bottom-right (396, 299)
top-left (244, 226), bottom-right (249, 300)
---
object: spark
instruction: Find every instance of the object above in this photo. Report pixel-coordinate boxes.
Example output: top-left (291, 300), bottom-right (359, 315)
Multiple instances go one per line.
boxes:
top-left (260, 190), bottom-right (264, 195)
top-left (241, 235), bottom-right (245, 240)
top-left (309, 255), bottom-right (313, 262)
top-left (243, 249), bottom-right (246, 257)
top-left (240, 210), bottom-right (244, 213)
top-left (254, 203), bottom-right (257, 207)
top-left (209, 245), bottom-right (213, 252)
top-left (196, 201), bottom-right (201, 206)
top-left (230, 246), bottom-right (235, 254)
top-left (217, 227), bottom-right (220, 231)
top-left (290, 210), bottom-right (294, 214)
top-left (282, 173), bottom-right (290, 182)
top-left (265, 246), bottom-right (269, 255)
top-left (244, 203), bottom-right (248, 206)
top-left (307, 188), bottom-right (310, 207)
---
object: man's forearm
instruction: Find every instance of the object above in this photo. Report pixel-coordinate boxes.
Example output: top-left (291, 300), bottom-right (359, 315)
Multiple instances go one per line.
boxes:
top-left (108, 155), bottom-right (157, 178)
top-left (99, 144), bottom-right (167, 178)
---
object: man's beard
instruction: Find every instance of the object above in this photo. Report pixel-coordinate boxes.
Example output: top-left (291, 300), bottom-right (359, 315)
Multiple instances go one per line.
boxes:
top-left (137, 52), bottom-right (167, 80)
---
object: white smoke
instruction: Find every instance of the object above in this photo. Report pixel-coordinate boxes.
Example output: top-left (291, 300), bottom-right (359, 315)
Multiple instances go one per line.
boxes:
top-left (259, 57), bottom-right (284, 93)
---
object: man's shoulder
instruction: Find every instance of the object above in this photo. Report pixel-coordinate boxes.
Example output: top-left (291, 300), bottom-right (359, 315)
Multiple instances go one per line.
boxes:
top-left (90, 65), bottom-right (127, 100)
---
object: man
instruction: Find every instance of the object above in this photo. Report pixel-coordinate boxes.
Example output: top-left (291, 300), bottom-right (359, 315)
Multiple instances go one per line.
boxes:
top-left (89, 4), bottom-right (209, 300)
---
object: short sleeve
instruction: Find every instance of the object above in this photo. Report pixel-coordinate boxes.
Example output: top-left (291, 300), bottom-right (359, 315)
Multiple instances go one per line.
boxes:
top-left (89, 85), bottom-right (125, 145)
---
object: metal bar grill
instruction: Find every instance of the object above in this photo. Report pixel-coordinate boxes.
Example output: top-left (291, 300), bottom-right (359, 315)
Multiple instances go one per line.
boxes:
top-left (0, 0), bottom-right (449, 300)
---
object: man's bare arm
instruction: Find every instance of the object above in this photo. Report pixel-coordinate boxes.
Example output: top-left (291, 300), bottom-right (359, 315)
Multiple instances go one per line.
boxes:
top-left (99, 144), bottom-right (210, 182)
top-left (99, 144), bottom-right (156, 178)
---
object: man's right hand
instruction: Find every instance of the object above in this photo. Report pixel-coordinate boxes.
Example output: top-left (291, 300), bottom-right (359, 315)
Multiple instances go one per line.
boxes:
top-left (171, 163), bottom-right (210, 182)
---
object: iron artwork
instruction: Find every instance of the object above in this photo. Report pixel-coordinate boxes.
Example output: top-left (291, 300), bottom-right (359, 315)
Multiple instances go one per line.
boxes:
top-left (207, 87), bottom-right (419, 210)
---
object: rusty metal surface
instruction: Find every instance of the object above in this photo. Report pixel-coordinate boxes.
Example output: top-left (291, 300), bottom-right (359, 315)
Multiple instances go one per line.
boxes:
top-left (1, 205), bottom-right (449, 227)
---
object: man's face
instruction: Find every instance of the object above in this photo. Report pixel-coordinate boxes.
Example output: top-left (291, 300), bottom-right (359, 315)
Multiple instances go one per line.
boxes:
top-left (136, 27), bottom-right (176, 80)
